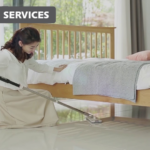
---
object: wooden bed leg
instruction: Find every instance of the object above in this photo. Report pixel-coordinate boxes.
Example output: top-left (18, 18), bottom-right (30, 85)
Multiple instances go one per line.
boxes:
top-left (110, 103), bottom-right (115, 120)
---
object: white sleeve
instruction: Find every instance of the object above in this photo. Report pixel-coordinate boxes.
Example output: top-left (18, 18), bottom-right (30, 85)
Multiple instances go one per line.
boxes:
top-left (26, 57), bottom-right (54, 73)
top-left (0, 51), bottom-right (9, 68)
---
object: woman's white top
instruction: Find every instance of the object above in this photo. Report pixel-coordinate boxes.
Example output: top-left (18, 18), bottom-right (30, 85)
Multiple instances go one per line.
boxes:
top-left (0, 49), bottom-right (54, 90)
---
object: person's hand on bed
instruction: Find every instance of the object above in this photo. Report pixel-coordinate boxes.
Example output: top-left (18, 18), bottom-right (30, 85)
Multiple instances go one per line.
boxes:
top-left (53, 64), bottom-right (67, 72)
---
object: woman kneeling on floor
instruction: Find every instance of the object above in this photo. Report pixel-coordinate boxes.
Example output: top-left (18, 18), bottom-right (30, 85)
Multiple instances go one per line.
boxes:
top-left (0, 27), bottom-right (67, 129)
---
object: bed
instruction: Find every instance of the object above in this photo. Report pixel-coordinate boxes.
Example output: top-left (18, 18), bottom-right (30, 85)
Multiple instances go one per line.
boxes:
top-left (19, 23), bottom-right (150, 121)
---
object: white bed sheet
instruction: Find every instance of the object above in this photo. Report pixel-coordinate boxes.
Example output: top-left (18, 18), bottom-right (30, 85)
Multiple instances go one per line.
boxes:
top-left (27, 58), bottom-right (150, 90)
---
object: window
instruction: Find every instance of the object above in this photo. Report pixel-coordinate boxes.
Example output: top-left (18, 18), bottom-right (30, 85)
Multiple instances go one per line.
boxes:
top-left (1, 0), bottom-right (115, 57)
top-left (1, 0), bottom-right (13, 44)
top-left (50, 0), bottom-right (115, 26)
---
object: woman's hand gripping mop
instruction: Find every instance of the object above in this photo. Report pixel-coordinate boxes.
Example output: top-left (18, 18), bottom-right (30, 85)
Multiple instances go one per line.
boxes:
top-left (0, 76), bottom-right (102, 124)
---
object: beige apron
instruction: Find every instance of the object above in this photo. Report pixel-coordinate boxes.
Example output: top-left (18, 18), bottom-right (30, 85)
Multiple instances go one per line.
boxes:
top-left (0, 86), bottom-right (58, 129)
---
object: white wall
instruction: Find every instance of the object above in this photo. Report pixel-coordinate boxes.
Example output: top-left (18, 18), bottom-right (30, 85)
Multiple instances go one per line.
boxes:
top-left (142, 0), bottom-right (150, 50)
top-left (0, 0), bottom-right (4, 48)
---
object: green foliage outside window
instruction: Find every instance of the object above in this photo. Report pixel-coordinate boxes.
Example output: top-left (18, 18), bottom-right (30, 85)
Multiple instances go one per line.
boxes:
top-left (3, 0), bottom-right (114, 60)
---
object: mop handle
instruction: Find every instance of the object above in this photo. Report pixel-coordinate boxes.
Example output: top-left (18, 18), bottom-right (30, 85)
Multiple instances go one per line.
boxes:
top-left (0, 76), bottom-right (102, 123)
top-left (0, 76), bottom-right (89, 115)
top-left (0, 76), bottom-right (20, 87)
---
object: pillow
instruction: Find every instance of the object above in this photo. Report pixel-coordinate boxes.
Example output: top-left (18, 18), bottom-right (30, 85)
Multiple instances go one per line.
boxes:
top-left (127, 50), bottom-right (150, 61)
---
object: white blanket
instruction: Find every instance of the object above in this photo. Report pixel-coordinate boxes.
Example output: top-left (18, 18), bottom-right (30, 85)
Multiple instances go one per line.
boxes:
top-left (27, 58), bottom-right (150, 90)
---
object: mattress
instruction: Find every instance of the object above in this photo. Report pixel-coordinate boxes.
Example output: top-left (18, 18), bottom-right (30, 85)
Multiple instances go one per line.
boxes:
top-left (27, 58), bottom-right (150, 90)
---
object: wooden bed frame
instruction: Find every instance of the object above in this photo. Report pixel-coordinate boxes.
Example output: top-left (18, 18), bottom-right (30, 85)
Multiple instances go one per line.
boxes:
top-left (19, 23), bottom-right (150, 120)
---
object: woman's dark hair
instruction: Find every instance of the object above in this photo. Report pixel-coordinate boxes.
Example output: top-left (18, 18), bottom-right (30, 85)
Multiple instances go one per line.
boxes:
top-left (1, 27), bottom-right (41, 62)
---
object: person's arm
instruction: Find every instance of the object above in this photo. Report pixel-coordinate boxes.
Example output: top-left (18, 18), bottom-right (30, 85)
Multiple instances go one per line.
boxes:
top-left (26, 56), bottom-right (67, 73)
top-left (0, 51), bottom-right (9, 68)
top-left (53, 64), bottom-right (67, 72)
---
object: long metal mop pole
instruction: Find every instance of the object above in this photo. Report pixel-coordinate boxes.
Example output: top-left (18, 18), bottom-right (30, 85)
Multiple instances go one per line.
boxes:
top-left (0, 76), bottom-right (102, 123)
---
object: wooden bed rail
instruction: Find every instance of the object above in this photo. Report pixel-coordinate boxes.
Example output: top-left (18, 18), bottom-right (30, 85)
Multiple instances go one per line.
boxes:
top-left (19, 23), bottom-right (115, 60)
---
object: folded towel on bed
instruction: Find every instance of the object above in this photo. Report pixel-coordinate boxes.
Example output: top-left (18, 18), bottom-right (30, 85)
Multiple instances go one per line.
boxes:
top-left (73, 60), bottom-right (150, 102)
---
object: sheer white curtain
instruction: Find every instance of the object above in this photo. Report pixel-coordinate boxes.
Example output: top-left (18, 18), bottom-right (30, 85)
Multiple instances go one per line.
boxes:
top-left (0, 0), bottom-right (4, 49)
top-left (115, 0), bottom-right (131, 59)
top-left (114, 0), bottom-right (132, 118)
